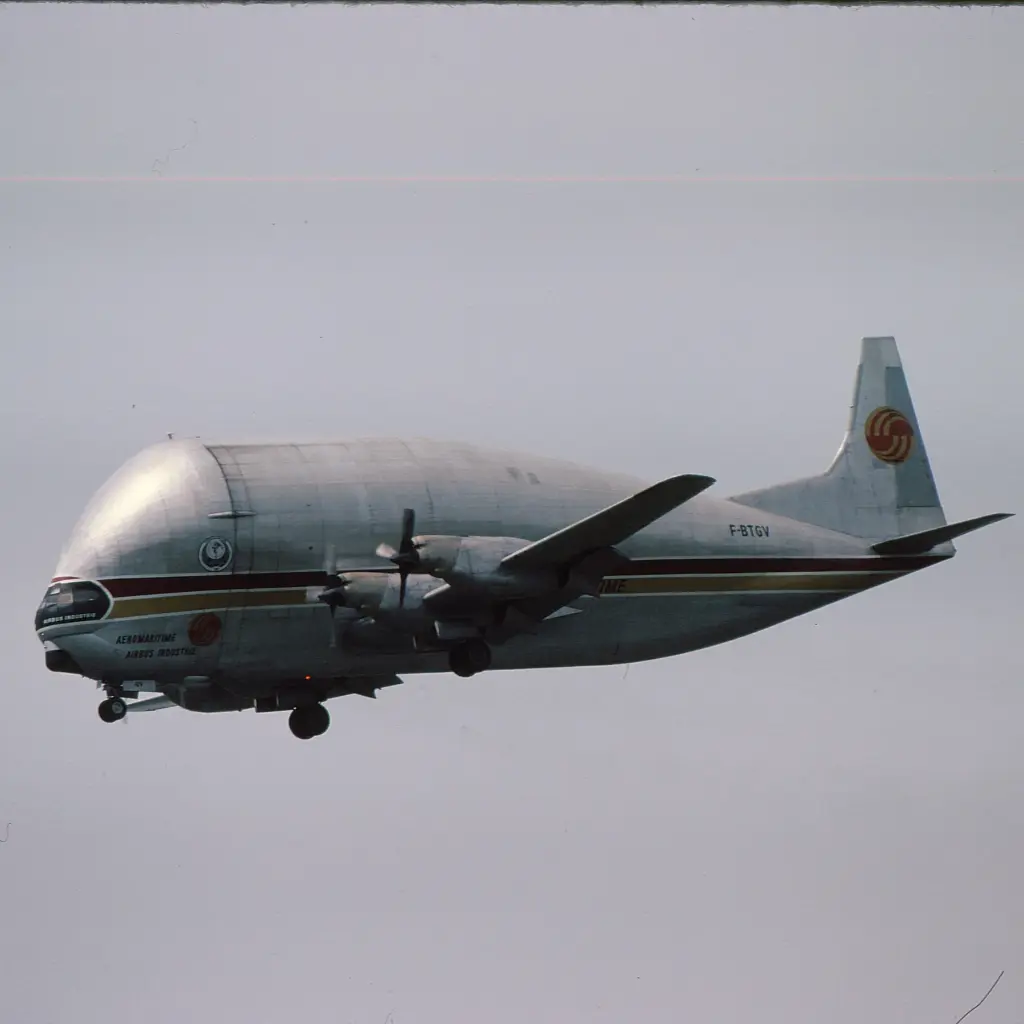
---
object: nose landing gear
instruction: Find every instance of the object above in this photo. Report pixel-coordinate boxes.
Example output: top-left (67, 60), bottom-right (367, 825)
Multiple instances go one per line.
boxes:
top-left (98, 696), bottom-right (127, 723)
top-left (288, 703), bottom-right (330, 740)
top-left (448, 638), bottom-right (492, 678)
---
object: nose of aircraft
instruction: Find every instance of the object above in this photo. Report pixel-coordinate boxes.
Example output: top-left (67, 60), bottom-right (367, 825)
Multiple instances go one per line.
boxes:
top-left (34, 439), bottom-right (239, 673)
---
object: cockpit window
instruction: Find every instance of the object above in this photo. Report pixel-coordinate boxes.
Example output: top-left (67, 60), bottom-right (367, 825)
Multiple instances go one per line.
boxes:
top-left (35, 581), bottom-right (111, 630)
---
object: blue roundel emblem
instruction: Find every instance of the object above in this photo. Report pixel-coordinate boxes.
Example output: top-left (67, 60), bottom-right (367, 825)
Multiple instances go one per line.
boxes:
top-left (198, 536), bottom-right (233, 572)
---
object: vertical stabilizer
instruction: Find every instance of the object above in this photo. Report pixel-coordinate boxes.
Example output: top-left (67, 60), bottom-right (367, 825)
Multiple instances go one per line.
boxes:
top-left (729, 337), bottom-right (947, 540)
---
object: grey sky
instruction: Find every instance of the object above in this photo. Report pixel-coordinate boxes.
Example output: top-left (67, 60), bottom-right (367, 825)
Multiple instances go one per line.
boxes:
top-left (2, 5), bottom-right (1022, 1023)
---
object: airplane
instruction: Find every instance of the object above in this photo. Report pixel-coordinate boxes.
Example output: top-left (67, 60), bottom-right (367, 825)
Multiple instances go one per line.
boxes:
top-left (34, 336), bottom-right (1012, 740)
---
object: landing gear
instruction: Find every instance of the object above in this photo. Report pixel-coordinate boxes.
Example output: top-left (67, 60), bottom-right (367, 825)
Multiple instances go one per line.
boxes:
top-left (98, 696), bottom-right (127, 723)
top-left (448, 638), bottom-right (492, 678)
top-left (288, 703), bottom-right (330, 740)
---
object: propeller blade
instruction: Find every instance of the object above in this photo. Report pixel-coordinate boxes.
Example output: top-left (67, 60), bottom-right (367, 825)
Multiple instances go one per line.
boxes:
top-left (399, 508), bottom-right (416, 555)
top-left (371, 509), bottom-right (421, 607)
top-left (321, 582), bottom-right (356, 648)
top-left (323, 542), bottom-right (344, 590)
top-left (320, 544), bottom-right (347, 648)
top-left (398, 508), bottom-right (419, 607)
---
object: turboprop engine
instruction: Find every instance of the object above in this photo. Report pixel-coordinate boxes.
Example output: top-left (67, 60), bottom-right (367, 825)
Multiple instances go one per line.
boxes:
top-left (415, 535), bottom-right (559, 597)
top-left (375, 509), bottom-right (559, 599)
top-left (318, 571), bottom-right (438, 623)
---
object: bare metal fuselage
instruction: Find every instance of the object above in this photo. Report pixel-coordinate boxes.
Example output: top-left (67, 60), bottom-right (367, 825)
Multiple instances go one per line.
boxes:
top-left (34, 336), bottom-right (1011, 737)
top-left (37, 436), bottom-right (933, 707)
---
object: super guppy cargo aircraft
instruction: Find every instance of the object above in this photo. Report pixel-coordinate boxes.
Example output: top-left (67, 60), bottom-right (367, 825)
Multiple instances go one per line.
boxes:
top-left (35, 337), bottom-right (1012, 739)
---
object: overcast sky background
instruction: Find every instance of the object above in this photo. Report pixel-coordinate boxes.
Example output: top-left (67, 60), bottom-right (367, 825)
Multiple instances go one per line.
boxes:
top-left (2, 5), bottom-right (1023, 1023)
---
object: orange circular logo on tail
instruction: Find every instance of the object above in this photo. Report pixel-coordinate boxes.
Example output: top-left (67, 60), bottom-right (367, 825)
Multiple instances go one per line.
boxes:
top-left (188, 612), bottom-right (222, 647)
top-left (864, 407), bottom-right (915, 463)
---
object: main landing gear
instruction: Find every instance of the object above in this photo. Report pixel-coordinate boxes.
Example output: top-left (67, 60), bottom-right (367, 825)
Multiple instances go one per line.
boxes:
top-left (288, 703), bottom-right (330, 740)
top-left (448, 638), bottom-right (492, 678)
top-left (98, 696), bottom-right (127, 723)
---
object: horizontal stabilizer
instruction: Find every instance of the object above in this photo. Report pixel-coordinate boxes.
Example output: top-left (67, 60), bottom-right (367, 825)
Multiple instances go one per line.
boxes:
top-left (503, 473), bottom-right (715, 570)
top-left (871, 512), bottom-right (1013, 555)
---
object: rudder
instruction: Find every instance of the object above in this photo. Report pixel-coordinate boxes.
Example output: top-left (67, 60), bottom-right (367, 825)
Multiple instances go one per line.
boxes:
top-left (729, 336), bottom-right (947, 540)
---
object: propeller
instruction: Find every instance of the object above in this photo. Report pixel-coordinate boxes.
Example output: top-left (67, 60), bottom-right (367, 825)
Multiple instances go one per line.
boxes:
top-left (318, 541), bottom-right (397, 647)
top-left (375, 508), bottom-right (420, 606)
top-left (319, 543), bottom-right (347, 648)
top-left (318, 522), bottom-right (419, 645)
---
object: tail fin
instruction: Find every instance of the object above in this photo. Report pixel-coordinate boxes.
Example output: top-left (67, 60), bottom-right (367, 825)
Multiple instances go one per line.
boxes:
top-left (729, 336), bottom-right (947, 540)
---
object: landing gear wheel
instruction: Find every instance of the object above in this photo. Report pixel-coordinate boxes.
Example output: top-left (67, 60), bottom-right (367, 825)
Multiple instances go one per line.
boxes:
top-left (98, 697), bottom-right (127, 723)
top-left (288, 703), bottom-right (330, 740)
top-left (449, 638), bottom-right (492, 678)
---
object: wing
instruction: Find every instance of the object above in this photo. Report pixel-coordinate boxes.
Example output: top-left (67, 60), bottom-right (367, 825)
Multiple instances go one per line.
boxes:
top-left (500, 473), bottom-right (715, 571)
top-left (424, 473), bottom-right (715, 638)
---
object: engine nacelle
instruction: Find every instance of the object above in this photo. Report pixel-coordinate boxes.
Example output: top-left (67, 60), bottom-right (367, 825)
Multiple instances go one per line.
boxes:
top-left (324, 571), bottom-right (391, 616)
top-left (408, 535), bottom-right (464, 575)
top-left (327, 571), bottom-right (441, 625)
top-left (413, 535), bottom-right (558, 598)
top-left (374, 573), bottom-right (441, 620)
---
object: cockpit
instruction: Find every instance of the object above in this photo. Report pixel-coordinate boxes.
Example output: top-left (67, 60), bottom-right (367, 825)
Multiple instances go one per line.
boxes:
top-left (34, 580), bottom-right (111, 632)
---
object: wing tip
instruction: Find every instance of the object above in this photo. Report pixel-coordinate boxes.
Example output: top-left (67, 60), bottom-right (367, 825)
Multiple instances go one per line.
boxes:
top-left (665, 473), bottom-right (716, 494)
